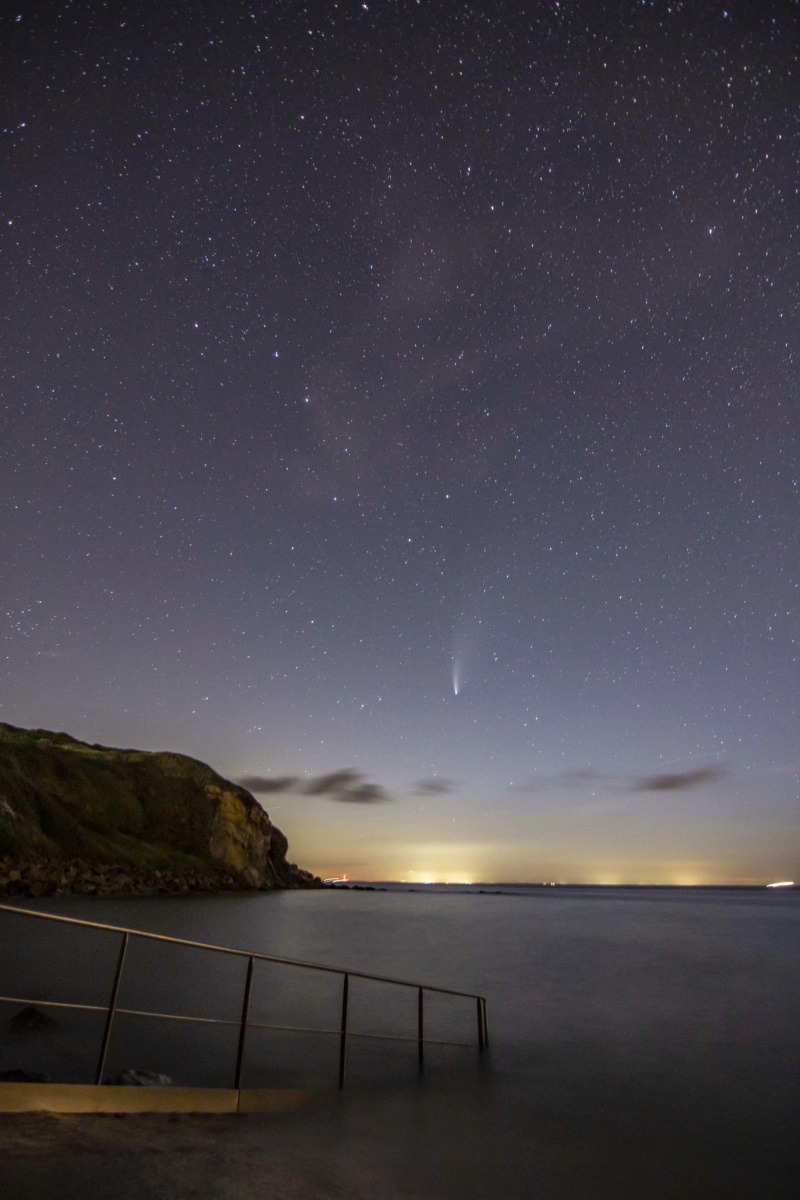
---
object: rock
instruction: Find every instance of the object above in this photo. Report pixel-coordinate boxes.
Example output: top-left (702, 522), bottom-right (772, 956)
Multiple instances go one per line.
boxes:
top-left (7, 1005), bottom-right (59, 1035)
top-left (0, 1068), bottom-right (50, 1083)
top-left (104, 1069), bottom-right (173, 1087)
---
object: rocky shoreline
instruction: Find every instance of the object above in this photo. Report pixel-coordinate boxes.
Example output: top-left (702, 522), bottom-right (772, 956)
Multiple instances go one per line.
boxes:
top-left (0, 855), bottom-right (321, 899)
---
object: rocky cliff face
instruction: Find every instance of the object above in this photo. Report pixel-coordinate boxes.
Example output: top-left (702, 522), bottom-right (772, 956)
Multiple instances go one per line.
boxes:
top-left (0, 723), bottom-right (321, 892)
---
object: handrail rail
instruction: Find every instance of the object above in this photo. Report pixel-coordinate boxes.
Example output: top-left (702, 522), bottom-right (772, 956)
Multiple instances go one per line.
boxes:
top-left (0, 901), bottom-right (489, 1090)
top-left (0, 903), bottom-right (482, 998)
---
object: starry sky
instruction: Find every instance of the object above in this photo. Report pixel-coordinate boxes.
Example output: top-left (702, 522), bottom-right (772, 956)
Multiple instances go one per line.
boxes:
top-left (2, 1), bottom-right (798, 885)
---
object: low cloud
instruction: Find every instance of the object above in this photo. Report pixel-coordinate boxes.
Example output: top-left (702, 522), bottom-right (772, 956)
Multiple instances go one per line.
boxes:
top-left (239, 775), bottom-right (298, 794)
top-left (303, 769), bottom-right (362, 796)
top-left (304, 769), bottom-right (390, 804)
top-left (631, 765), bottom-right (727, 792)
top-left (412, 778), bottom-right (456, 795)
top-left (336, 782), bottom-right (390, 804)
top-left (239, 767), bottom-right (391, 804)
top-left (510, 763), bottom-right (726, 795)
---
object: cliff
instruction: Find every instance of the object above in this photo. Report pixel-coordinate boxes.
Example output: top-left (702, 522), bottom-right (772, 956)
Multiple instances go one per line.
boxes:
top-left (0, 723), bottom-right (321, 894)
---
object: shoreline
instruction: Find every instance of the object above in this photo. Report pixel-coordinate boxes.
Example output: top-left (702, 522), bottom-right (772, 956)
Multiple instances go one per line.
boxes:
top-left (0, 856), bottom-right (323, 898)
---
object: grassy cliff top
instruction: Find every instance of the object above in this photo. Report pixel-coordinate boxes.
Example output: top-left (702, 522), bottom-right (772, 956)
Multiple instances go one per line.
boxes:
top-left (0, 722), bottom-right (278, 875)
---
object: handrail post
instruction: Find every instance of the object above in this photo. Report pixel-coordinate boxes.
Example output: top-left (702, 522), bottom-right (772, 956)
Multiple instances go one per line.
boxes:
top-left (482, 998), bottom-right (489, 1047)
top-left (477, 996), bottom-right (485, 1050)
top-left (338, 973), bottom-right (349, 1088)
top-left (95, 931), bottom-right (129, 1085)
top-left (234, 955), bottom-right (255, 1089)
top-left (417, 986), bottom-right (424, 1071)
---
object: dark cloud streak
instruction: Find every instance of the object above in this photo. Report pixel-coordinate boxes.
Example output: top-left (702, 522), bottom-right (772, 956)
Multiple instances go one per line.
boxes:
top-left (304, 769), bottom-right (390, 804)
top-left (303, 769), bottom-right (363, 797)
top-left (335, 782), bottom-right (390, 804)
top-left (511, 764), bottom-right (727, 795)
top-left (632, 766), bottom-right (727, 792)
top-left (238, 775), bottom-right (299, 794)
top-left (239, 767), bottom-right (391, 804)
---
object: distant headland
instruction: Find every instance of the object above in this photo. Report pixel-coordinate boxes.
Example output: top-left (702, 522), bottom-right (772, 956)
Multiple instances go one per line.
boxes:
top-left (0, 722), bottom-right (322, 896)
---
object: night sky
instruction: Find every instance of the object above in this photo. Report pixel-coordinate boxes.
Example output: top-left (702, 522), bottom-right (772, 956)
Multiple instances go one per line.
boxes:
top-left (2, 1), bottom-right (798, 884)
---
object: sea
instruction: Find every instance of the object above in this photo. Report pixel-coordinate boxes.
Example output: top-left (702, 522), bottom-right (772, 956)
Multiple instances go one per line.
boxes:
top-left (1, 884), bottom-right (798, 1199)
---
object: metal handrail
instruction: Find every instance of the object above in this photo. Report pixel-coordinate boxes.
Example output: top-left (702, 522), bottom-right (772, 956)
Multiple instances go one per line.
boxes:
top-left (0, 902), bottom-right (489, 1090)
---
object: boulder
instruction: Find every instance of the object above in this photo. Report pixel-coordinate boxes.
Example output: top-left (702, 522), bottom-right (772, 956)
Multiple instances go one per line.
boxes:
top-left (7, 1005), bottom-right (59, 1035)
top-left (104, 1069), bottom-right (173, 1086)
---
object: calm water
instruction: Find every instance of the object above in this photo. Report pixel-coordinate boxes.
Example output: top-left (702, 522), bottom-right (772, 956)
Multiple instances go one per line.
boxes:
top-left (1, 886), bottom-right (798, 1198)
